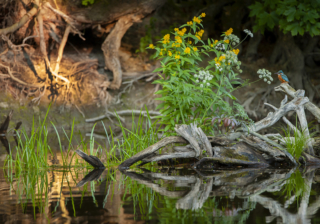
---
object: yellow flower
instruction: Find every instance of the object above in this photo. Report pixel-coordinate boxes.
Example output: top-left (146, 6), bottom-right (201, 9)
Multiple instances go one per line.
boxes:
top-left (210, 44), bottom-right (213, 47)
top-left (224, 39), bottom-right (230, 44)
top-left (162, 40), bottom-right (169, 44)
top-left (187, 21), bottom-right (193, 26)
top-left (198, 29), bottom-right (204, 36)
top-left (168, 51), bottom-right (172, 56)
top-left (184, 47), bottom-right (191, 54)
top-left (189, 41), bottom-right (192, 44)
top-left (175, 54), bottom-right (180, 60)
top-left (172, 43), bottom-right (176, 47)
top-left (159, 51), bottom-right (163, 56)
top-left (225, 28), bottom-right (233, 36)
top-left (174, 28), bottom-right (179, 32)
top-left (195, 35), bottom-right (201, 40)
top-left (149, 44), bottom-right (155, 49)
top-left (182, 28), bottom-right (187, 33)
top-left (219, 55), bottom-right (226, 61)
top-left (193, 47), bottom-right (198, 51)
top-left (214, 40), bottom-right (218, 44)
top-left (233, 49), bottom-right (240, 55)
top-left (175, 36), bottom-right (182, 43)
top-left (201, 12), bottom-right (206, 17)
top-left (176, 44), bottom-right (181, 47)
top-left (193, 16), bottom-right (201, 24)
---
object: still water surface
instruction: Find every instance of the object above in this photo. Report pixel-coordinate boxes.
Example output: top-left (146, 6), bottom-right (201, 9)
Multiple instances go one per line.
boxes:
top-left (1, 136), bottom-right (320, 223)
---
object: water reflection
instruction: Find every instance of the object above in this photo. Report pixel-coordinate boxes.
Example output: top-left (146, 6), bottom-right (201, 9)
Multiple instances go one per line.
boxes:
top-left (1, 156), bottom-right (320, 223)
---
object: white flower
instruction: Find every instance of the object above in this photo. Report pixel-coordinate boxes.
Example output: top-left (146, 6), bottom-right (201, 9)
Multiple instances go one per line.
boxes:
top-left (259, 75), bottom-right (262, 78)
top-left (200, 84), bottom-right (203, 88)
top-left (207, 83), bottom-right (210, 86)
top-left (267, 81), bottom-right (271, 84)
top-left (264, 78), bottom-right (267, 82)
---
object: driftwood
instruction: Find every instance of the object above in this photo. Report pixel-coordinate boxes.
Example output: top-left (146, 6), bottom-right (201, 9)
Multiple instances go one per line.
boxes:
top-left (75, 150), bottom-right (105, 169)
top-left (275, 83), bottom-right (320, 122)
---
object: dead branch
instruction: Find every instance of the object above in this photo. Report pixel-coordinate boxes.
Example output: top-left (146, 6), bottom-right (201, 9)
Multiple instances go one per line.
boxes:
top-left (85, 109), bottom-right (161, 123)
top-left (0, 3), bottom-right (39, 35)
top-left (141, 151), bottom-right (196, 164)
top-left (118, 136), bottom-right (188, 170)
top-left (247, 94), bottom-right (309, 133)
top-left (275, 83), bottom-right (320, 122)
top-left (44, 2), bottom-right (85, 41)
top-left (75, 150), bottom-right (105, 169)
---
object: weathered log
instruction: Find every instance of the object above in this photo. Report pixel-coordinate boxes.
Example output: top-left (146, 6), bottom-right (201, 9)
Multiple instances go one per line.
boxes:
top-left (274, 83), bottom-right (320, 122)
top-left (118, 136), bottom-right (187, 170)
top-left (300, 152), bottom-right (320, 164)
top-left (250, 131), bottom-right (298, 166)
top-left (174, 124), bottom-right (212, 157)
top-left (194, 155), bottom-right (269, 168)
top-left (75, 150), bottom-right (105, 169)
top-left (141, 151), bottom-right (196, 164)
top-left (241, 135), bottom-right (286, 160)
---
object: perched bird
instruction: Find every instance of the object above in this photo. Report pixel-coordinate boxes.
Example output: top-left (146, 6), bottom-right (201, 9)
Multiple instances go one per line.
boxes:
top-left (275, 70), bottom-right (289, 83)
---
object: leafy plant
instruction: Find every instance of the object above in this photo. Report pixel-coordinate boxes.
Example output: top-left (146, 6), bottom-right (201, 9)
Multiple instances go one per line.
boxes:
top-left (82, 0), bottom-right (95, 6)
top-left (148, 14), bottom-right (253, 134)
top-left (136, 17), bottom-right (157, 56)
top-left (249, 0), bottom-right (320, 36)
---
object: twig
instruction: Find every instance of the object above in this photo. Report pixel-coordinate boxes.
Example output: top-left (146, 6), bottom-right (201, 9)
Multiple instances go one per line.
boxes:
top-left (54, 25), bottom-right (71, 73)
top-left (85, 110), bottom-right (161, 123)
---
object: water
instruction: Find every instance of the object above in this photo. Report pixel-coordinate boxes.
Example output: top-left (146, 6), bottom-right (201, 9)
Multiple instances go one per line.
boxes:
top-left (1, 157), bottom-right (320, 224)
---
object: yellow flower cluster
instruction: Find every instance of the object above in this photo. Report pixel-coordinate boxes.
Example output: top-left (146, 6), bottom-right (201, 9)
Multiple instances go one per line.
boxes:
top-left (201, 12), bottom-right (206, 17)
top-left (168, 51), bottom-right (172, 56)
top-left (175, 54), bottom-right (180, 60)
top-left (193, 16), bottom-right (201, 24)
top-left (193, 47), bottom-right (198, 51)
top-left (178, 28), bottom-right (187, 36)
top-left (172, 43), bottom-right (181, 48)
top-left (189, 41), bottom-right (192, 44)
top-left (195, 29), bottom-right (204, 40)
top-left (233, 49), bottom-right (240, 55)
top-left (149, 44), bottom-right (155, 49)
top-left (163, 34), bottom-right (170, 44)
top-left (184, 47), bottom-right (191, 54)
top-left (175, 36), bottom-right (182, 43)
top-left (214, 55), bottom-right (226, 66)
top-left (225, 28), bottom-right (233, 36)
top-left (187, 21), bottom-right (193, 26)
top-left (224, 39), bottom-right (230, 44)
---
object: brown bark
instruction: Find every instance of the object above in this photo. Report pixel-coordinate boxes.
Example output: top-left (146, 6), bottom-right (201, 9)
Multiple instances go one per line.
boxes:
top-left (102, 14), bottom-right (142, 89)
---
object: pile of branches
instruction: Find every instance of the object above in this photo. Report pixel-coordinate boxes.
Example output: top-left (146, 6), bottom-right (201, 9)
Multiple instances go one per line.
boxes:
top-left (114, 83), bottom-right (320, 170)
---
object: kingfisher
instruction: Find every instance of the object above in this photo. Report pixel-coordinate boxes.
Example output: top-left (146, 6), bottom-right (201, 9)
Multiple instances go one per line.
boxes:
top-left (275, 70), bottom-right (289, 83)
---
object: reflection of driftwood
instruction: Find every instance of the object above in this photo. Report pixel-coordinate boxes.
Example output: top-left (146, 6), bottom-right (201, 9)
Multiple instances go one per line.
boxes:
top-left (76, 169), bottom-right (105, 187)
top-left (0, 110), bottom-right (13, 135)
top-left (121, 168), bottom-right (293, 211)
top-left (75, 150), bottom-right (105, 169)
top-left (122, 171), bottom-right (187, 198)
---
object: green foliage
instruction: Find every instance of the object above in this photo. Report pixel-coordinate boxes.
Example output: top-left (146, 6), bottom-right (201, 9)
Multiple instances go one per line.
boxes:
top-left (82, 0), bottom-right (95, 6)
top-left (282, 125), bottom-right (308, 161)
top-left (249, 0), bottom-right (320, 36)
top-left (148, 15), bottom-right (251, 134)
top-left (136, 18), bottom-right (157, 55)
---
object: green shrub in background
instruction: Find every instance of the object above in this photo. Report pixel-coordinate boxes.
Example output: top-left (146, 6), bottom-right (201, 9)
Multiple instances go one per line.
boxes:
top-left (249, 0), bottom-right (320, 36)
top-left (148, 13), bottom-right (263, 134)
top-left (82, 0), bottom-right (95, 6)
